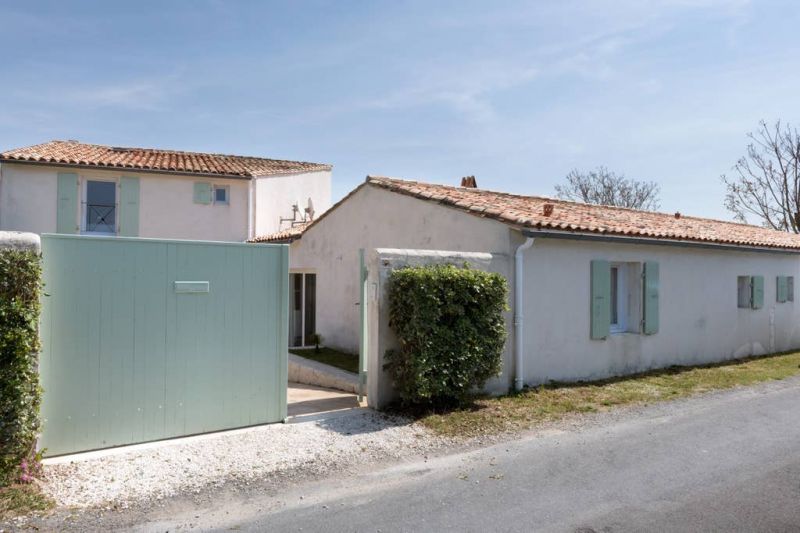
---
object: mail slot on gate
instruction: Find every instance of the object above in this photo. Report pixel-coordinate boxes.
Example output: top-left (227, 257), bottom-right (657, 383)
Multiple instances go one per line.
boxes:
top-left (174, 281), bottom-right (210, 293)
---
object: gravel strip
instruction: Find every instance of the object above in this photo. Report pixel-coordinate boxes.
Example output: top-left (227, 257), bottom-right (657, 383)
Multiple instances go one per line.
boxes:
top-left (41, 409), bottom-right (448, 509)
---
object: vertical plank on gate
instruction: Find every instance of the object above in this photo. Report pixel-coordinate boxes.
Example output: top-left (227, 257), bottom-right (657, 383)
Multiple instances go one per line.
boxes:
top-left (277, 244), bottom-right (289, 421)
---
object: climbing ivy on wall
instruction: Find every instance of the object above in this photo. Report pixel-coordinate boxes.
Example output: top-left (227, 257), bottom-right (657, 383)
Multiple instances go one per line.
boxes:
top-left (0, 250), bottom-right (43, 486)
top-left (385, 263), bottom-right (508, 407)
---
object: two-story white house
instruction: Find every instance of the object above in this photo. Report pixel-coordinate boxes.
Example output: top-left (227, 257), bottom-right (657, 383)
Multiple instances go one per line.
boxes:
top-left (0, 140), bottom-right (332, 241)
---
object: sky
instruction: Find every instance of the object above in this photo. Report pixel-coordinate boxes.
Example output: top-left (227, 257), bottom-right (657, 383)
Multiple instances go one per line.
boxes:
top-left (2, 0), bottom-right (799, 220)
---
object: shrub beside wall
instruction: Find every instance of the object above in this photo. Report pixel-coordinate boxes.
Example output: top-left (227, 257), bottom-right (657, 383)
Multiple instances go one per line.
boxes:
top-left (0, 250), bottom-right (43, 486)
top-left (385, 264), bottom-right (508, 407)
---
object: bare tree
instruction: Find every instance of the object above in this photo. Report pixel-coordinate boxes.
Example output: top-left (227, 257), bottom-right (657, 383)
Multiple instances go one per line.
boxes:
top-left (555, 167), bottom-right (661, 210)
top-left (722, 120), bottom-right (800, 232)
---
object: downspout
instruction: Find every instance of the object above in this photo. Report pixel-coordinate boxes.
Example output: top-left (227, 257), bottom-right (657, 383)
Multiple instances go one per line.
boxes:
top-left (247, 178), bottom-right (255, 240)
top-left (514, 237), bottom-right (535, 391)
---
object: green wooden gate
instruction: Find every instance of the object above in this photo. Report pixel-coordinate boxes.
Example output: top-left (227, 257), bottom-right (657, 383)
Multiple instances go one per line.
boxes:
top-left (39, 235), bottom-right (288, 456)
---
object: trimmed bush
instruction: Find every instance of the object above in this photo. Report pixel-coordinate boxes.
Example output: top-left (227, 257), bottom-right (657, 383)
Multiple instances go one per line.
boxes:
top-left (0, 251), bottom-right (43, 486)
top-left (385, 264), bottom-right (508, 406)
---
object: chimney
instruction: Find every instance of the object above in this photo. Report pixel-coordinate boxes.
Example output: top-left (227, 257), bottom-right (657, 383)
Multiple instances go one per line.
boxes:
top-left (460, 176), bottom-right (477, 188)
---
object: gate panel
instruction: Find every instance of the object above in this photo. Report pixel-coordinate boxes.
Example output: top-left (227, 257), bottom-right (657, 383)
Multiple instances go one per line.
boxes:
top-left (39, 235), bottom-right (288, 456)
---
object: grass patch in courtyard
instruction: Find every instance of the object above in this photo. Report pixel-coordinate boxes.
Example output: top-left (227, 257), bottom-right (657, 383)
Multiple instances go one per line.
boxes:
top-left (0, 484), bottom-right (53, 519)
top-left (415, 351), bottom-right (800, 438)
top-left (289, 347), bottom-right (359, 374)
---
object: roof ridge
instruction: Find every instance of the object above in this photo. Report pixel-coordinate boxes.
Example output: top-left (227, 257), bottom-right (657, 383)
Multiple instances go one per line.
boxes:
top-left (365, 175), bottom-right (762, 231)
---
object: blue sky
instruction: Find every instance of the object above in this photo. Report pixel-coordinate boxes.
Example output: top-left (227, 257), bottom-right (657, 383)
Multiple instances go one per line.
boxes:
top-left (2, 0), bottom-right (799, 220)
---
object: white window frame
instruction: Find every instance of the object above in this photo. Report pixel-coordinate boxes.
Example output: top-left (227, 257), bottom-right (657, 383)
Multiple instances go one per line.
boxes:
top-left (289, 270), bottom-right (317, 348)
top-left (737, 276), bottom-right (752, 308)
top-left (81, 176), bottom-right (118, 236)
top-left (213, 185), bottom-right (230, 205)
top-left (610, 263), bottom-right (628, 334)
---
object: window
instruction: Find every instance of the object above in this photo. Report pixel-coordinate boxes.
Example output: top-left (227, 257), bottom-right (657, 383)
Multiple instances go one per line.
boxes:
top-left (610, 265), bottom-right (626, 333)
top-left (737, 276), bottom-right (752, 308)
top-left (289, 272), bottom-right (317, 347)
top-left (213, 185), bottom-right (229, 205)
top-left (591, 260), bottom-right (655, 339)
top-left (83, 180), bottom-right (116, 234)
top-left (738, 275), bottom-right (764, 309)
top-left (777, 275), bottom-right (795, 303)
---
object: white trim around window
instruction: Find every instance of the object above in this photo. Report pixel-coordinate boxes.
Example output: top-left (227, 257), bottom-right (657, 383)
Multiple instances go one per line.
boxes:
top-left (213, 185), bottom-right (230, 205)
top-left (289, 271), bottom-right (317, 348)
top-left (81, 176), bottom-right (118, 235)
top-left (610, 263), bottom-right (628, 334)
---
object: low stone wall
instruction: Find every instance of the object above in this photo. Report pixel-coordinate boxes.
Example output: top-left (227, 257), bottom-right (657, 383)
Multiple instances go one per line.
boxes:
top-left (0, 231), bottom-right (41, 253)
top-left (288, 354), bottom-right (358, 394)
top-left (364, 248), bottom-right (511, 409)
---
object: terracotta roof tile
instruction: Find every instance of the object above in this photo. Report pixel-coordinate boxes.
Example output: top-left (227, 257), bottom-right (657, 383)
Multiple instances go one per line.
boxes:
top-left (0, 140), bottom-right (331, 178)
top-left (249, 222), bottom-right (309, 243)
top-left (366, 176), bottom-right (800, 251)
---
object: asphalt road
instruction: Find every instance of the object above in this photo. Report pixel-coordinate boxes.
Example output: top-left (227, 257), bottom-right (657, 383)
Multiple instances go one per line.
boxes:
top-left (224, 378), bottom-right (800, 533)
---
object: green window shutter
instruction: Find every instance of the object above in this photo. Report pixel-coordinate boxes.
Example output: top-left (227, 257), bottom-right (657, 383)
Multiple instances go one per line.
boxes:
top-left (119, 176), bottom-right (140, 237)
top-left (56, 172), bottom-right (79, 234)
top-left (643, 261), bottom-right (659, 335)
top-left (193, 182), bottom-right (212, 205)
top-left (751, 275), bottom-right (764, 309)
top-left (590, 260), bottom-right (611, 340)
top-left (789, 276), bottom-right (795, 302)
top-left (777, 276), bottom-right (788, 303)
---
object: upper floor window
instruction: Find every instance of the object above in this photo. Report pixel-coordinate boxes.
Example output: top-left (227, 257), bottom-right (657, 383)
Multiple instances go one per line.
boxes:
top-left (214, 185), bottom-right (229, 205)
top-left (83, 180), bottom-right (116, 234)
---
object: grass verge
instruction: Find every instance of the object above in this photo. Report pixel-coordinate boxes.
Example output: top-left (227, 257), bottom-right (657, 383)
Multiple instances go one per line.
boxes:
top-left (416, 351), bottom-right (800, 438)
top-left (290, 347), bottom-right (359, 374)
top-left (0, 483), bottom-right (53, 519)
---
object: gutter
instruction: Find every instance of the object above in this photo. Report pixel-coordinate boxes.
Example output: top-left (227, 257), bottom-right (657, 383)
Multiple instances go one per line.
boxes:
top-left (521, 228), bottom-right (800, 255)
top-left (514, 237), bottom-right (535, 391)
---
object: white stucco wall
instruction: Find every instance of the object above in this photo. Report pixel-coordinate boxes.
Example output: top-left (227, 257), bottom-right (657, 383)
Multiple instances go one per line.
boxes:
top-left (136, 171), bottom-right (248, 241)
top-left (289, 184), bottom-right (515, 356)
top-left (520, 237), bottom-right (800, 384)
top-left (0, 163), bottom-right (58, 234)
top-left (253, 170), bottom-right (331, 237)
top-left (0, 163), bottom-right (329, 242)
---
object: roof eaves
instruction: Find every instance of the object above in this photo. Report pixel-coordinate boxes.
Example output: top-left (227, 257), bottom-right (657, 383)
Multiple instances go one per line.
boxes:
top-left (523, 227), bottom-right (800, 254)
top-left (0, 157), bottom-right (254, 180)
top-left (249, 164), bottom-right (333, 179)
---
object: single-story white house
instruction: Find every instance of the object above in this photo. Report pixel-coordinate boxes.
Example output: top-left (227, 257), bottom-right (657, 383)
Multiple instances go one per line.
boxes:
top-left (0, 140), bottom-right (332, 241)
top-left (253, 175), bottom-right (800, 397)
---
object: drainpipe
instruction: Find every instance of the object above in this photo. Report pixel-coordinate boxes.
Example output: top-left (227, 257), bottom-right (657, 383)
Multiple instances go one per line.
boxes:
top-left (514, 237), bottom-right (535, 391)
top-left (247, 179), bottom-right (255, 240)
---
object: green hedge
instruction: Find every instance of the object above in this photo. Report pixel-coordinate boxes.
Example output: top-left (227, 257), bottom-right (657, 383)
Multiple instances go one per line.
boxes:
top-left (385, 264), bottom-right (508, 407)
top-left (0, 250), bottom-right (43, 486)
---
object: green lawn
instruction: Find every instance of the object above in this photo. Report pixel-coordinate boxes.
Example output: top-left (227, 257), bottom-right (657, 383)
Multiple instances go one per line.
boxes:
top-left (289, 347), bottom-right (359, 374)
top-left (416, 351), bottom-right (800, 438)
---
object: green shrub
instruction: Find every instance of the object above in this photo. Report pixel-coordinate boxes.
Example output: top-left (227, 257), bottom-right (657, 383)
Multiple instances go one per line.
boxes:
top-left (0, 251), bottom-right (43, 487)
top-left (385, 264), bottom-right (508, 407)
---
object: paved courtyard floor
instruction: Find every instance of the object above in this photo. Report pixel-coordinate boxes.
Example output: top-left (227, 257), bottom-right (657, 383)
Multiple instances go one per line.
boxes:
top-left (287, 382), bottom-right (364, 417)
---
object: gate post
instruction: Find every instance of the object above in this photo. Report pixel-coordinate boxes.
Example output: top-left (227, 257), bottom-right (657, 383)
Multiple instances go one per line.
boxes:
top-left (358, 248), bottom-right (368, 401)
